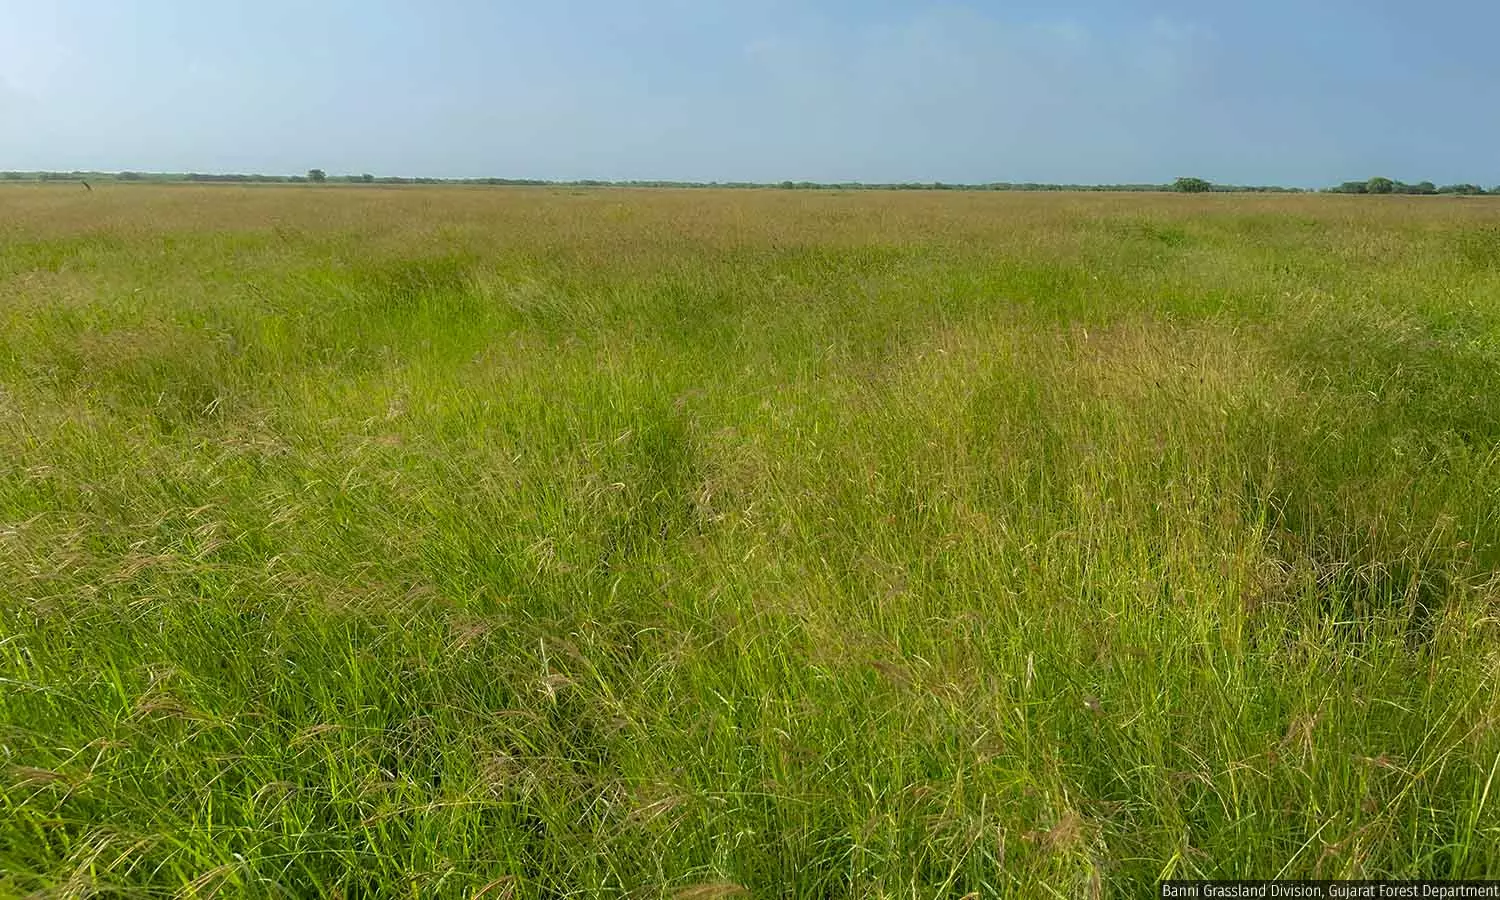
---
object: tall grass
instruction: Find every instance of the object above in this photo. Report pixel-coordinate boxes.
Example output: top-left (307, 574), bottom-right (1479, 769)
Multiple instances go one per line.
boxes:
top-left (3, 185), bottom-right (1500, 896)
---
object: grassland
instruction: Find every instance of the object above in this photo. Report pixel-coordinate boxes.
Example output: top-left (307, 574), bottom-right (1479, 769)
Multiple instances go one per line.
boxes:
top-left (3, 184), bottom-right (1500, 897)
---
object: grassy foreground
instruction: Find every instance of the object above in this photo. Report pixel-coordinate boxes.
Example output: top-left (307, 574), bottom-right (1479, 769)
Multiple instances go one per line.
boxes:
top-left (3, 185), bottom-right (1500, 897)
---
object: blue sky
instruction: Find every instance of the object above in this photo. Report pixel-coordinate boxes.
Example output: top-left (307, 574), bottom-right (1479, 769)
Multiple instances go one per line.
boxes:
top-left (1, 0), bottom-right (1496, 186)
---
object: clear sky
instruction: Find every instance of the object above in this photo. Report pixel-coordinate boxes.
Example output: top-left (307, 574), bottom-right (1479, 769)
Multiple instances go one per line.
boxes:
top-left (1, 0), bottom-right (1496, 187)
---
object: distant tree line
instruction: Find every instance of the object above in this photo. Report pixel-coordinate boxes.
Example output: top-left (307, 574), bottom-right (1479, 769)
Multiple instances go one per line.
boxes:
top-left (2, 170), bottom-right (1495, 195)
top-left (0, 171), bottom-right (1311, 192)
top-left (1326, 176), bottom-right (1493, 195)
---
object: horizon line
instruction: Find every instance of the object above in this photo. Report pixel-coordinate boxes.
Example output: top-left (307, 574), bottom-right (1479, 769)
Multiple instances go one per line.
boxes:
top-left (5, 169), bottom-right (1499, 194)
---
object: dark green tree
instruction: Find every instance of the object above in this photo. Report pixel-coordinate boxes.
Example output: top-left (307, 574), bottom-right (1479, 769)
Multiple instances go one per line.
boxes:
top-left (307, 169), bottom-right (327, 183)
top-left (1173, 177), bottom-right (1213, 193)
top-left (1366, 176), bottom-right (1395, 194)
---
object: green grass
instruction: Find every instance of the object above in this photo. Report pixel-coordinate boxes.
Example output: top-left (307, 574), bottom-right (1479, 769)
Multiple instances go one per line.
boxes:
top-left (3, 185), bottom-right (1500, 897)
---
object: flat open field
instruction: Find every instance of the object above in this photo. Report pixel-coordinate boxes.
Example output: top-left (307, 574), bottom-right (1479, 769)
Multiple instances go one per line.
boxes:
top-left (4, 185), bottom-right (1500, 896)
